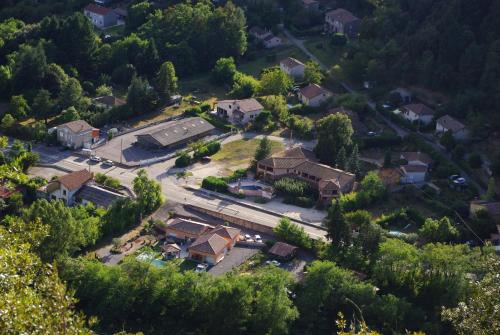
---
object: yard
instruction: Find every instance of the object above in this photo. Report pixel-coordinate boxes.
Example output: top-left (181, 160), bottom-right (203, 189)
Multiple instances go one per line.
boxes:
top-left (238, 44), bottom-right (310, 77)
top-left (212, 138), bottom-right (284, 169)
top-left (303, 36), bottom-right (345, 69)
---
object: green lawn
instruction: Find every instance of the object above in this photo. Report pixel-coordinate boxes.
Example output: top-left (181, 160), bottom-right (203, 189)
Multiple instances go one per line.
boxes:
top-left (212, 138), bottom-right (284, 168)
top-left (238, 44), bottom-right (310, 77)
top-left (303, 37), bottom-right (345, 69)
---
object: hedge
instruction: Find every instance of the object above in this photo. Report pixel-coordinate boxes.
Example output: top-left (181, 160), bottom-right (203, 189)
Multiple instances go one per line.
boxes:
top-left (202, 176), bottom-right (228, 193)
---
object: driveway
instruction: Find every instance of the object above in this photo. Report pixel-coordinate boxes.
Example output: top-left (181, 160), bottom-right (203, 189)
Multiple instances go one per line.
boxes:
top-left (281, 28), bottom-right (327, 70)
top-left (208, 245), bottom-right (261, 276)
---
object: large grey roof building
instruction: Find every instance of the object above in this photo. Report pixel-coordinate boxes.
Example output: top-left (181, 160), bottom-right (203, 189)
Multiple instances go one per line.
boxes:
top-left (135, 117), bottom-right (215, 148)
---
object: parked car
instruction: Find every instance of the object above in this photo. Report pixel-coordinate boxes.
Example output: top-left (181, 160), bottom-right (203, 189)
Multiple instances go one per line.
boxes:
top-left (89, 155), bottom-right (102, 163)
top-left (366, 131), bottom-right (377, 137)
top-left (102, 160), bottom-right (114, 167)
top-left (244, 234), bottom-right (252, 241)
top-left (254, 235), bottom-right (262, 243)
top-left (266, 260), bottom-right (281, 267)
top-left (200, 156), bottom-right (211, 163)
top-left (453, 177), bottom-right (467, 185)
top-left (195, 263), bottom-right (208, 273)
top-left (449, 174), bottom-right (460, 181)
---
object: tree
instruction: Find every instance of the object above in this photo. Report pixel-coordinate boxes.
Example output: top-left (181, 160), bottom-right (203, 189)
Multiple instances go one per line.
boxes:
top-left (440, 130), bottom-right (456, 151)
top-left (347, 144), bottom-right (361, 175)
top-left (132, 169), bottom-right (163, 215)
top-left (326, 200), bottom-right (352, 250)
top-left (336, 146), bottom-right (347, 169)
top-left (32, 89), bottom-right (54, 124)
top-left (259, 68), bottom-right (292, 96)
top-left (156, 61), bottom-right (178, 102)
top-left (211, 57), bottom-right (237, 85)
top-left (1, 114), bottom-right (15, 130)
top-left (253, 136), bottom-right (272, 164)
top-left (452, 145), bottom-right (465, 160)
top-left (95, 84), bottom-right (113, 96)
top-left (273, 217), bottom-right (312, 249)
top-left (360, 172), bottom-right (386, 201)
top-left (231, 72), bottom-right (261, 98)
top-left (0, 136), bottom-right (8, 148)
top-left (383, 150), bottom-right (392, 167)
top-left (482, 177), bottom-right (496, 200)
top-left (9, 95), bottom-right (30, 120)
top-left (0, 221), bottom-right (91, 334)
top-left (127, 76), bottom-right (158, 115)
top-left (126, 1), bottom-right (153, 33)
top-left (418, 217), bottom-right (459, 243)
top-left (442, 256), bottom-right (500, 335)
top-left (59, 77), bottom-right (87, 110)
top-left (58, 107), bottom-right (80, 123)
top-left (261, 95), bottom-right (289, 123)
top-left (493, 153), bottom-right (500, 177)
top-left (304, 60), bottom-right (324, 84)
top-left (22, 199), bottom-right (85, 262)
top-left (315, 113), bottom-right (354, 166)
top-left (11, 43), bottom-right (48, 91)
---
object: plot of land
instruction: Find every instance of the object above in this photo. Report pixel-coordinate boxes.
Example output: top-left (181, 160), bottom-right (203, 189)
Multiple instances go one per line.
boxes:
top-left (211, 138), bottom-right (284, 169)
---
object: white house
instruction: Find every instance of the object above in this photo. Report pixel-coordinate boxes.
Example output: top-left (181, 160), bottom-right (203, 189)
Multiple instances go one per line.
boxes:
top-left (280, 57), bottom-right (305, 78)
top-left (298, 84), bottom-right (332, 107)
top-left (400, 165), bottom-right (427, 184)
top-left (436, 115), bottom-right (468, 140)
top-left (399, 103), bottom-right (435, 125)
top-left (263, 35), bottom-right (282, 48)
top-left (216, 99), bottom-right (264, 125)
top-left (84, 3), bottom-right (118, 28)
top-left (56, 120), bottom-right (99, 149)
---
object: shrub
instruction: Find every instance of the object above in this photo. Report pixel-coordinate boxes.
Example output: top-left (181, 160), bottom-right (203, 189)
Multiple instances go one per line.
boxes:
top-left (273, 217), bottom-right (312, 250)
top-left (95, 173), bottom-right (121, 189)
top-left (202, 176), bottom-right (228, 193)
top-left (184, 107), bottom-right (202, 116)
top-left (331, 33), bottom-right (347, 46)
top-left (199, 103), bottom-right (211, 113)
top-left (275, 177), bottom-right (313, 198)
top-left (175, 152), bottom-right (191, 167)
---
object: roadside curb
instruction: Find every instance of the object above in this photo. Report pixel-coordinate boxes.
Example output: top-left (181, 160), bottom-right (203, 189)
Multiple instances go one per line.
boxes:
top-left (184, 186), bottom-right (326, 231)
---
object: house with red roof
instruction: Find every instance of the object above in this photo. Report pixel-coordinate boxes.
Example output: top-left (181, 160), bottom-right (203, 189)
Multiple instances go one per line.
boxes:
top-left (188, 225), bottom-right (241, 265)
top-left (216, 98), bottom-right (264, 125)
top-left (399, 103), bottom-right (435, 125)
top-left (298, 84), bottom-right (332, 107)
top-left (84, 3), bottom-right (118, 28)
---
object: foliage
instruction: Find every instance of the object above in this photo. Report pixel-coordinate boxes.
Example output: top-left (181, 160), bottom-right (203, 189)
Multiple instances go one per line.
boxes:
top-left (440, 131), bottom-right (456, 151)
top-left (325, 200), bottom-right (352, 251)
top-left (315, 113), bottom-right (353, 166)
top-left (273, 217), bottom-right (312, 250)
top-left (274, 177), bottom-right (313, 199)
top-left (252, 110), bottom-right (276, 132)
top-left (94, 173), bottom-right (121, 189)
top-left (336, 93), bottom-right (367, 114)
top-left (288, 115), bottom-right (314, 139)
top-left (340, 172), bottom-right (386, 211)
top-left (261, 95), bottom-right (289, 123)
top-left (132, 169), bottom-right (163, 215)
top-left (202, 176), bottom-right (228, 193)
top-left (482, 177), bottom-right (496, 200)
top-left (259, 67), bottom-right (292, 96)
top-left (0, 221), bottom-right (92, 334)
top-left (61, 257), bottom-right (298, 335)
top-left (467, 153), bottom-right (482, 169)
top-left (155, 61), bottom-right (178, 102)
top-left (231, 72), bottom-right (261, 98)
top-left (211, 56), bottom-right (237, 85)
top-left (304, 60), bottom-right (323, 84)
top-left (442, 256), bottom-right (500, 335)
top-left (253, 136), bottom-right (272, 163)
top-left (192, 141), bottom-right (221, 159)
top-left (8, 94), bottom-right (30, 119)
top-left (127, 76), bottom-right (158, 115)
top-left (418, 217), bottom-right (459, 243)
top-left (175, 151), bottom-right (191, 167)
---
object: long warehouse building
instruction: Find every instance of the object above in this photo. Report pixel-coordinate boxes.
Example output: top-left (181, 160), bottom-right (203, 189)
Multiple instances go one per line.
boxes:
top-left (135, 117), bottom-right (215, 149)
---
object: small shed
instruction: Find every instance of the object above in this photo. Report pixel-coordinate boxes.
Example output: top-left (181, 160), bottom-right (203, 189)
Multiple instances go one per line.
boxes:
top-left (268, 242), bottom-right (298, 261)
top-left (161, 243), bottom-right (181, 259)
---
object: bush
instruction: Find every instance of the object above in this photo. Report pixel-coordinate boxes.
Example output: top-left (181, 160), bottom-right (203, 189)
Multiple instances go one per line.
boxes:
top-left (199, 103), bottom-right (211, 113)
top-left (175, 152), bottom-right (191, 167)
top-left (184, 107), bottom-right (202, 116)
top-left (273, 217), bottom-right (312, 250)
top-left (202, 176), bottom-right (228, 193)
top-left (95, 173), bottom-right (121, 189)
top-left (275, 177), bottom-right (313, 198)
top-left (331, 33), bottom-right (347, 46)
top-left (193, 141), bottom-right (221, 159)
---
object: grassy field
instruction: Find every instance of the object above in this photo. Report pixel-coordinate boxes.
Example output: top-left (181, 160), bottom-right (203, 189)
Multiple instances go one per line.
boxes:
top-left (238, 44), bottom-right (310, 77)
top-left (212, 138), bottom-right (284, 168)
top-left (303, 37), bottom-right (345, 69)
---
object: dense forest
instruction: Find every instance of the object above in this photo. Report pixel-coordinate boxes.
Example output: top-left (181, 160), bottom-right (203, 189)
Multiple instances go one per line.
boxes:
top-left (337, 0), bottom-right (500, 127)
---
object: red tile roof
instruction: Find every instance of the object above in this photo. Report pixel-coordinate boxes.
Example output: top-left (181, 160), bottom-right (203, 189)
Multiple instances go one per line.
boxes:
top-left (437, 115), bottom-right (466, 133)
top-left (299, 83), bottom-right (330, 99)
top-left (58, 169), bottom-right (92, 191)
top-left (84, 3), bottom-right (114, 16)
top-left (211, 225), bottom-right (240, 240)
top-left (188, 233), bottom-right (228, 255)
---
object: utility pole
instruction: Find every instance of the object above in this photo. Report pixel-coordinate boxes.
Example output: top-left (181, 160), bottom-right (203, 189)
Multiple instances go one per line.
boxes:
top-left (120, 138), bottom-right (123, 164)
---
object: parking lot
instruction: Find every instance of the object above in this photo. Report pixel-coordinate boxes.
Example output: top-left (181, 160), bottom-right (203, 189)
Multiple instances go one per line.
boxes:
top-left (94, 122), bottom-right (180, 166)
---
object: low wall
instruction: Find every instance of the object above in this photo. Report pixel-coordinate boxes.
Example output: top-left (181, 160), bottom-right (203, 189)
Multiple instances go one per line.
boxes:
top-left (186, 204), bottom-right (276, 235)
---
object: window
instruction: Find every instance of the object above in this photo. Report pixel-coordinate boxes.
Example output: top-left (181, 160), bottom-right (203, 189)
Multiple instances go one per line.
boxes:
top-left (63, 190), bottom-right (67, 196)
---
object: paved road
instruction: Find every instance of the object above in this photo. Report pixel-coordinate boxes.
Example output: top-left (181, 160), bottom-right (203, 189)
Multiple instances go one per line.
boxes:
top-left (28, 135), bottom-right (328, 240)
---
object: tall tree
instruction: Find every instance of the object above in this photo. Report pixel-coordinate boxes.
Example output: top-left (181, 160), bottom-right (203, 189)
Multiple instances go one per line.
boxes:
top-left (8, 95), bottom-right (30, 120)
top-left (304, 60), bottom-right (324, 84)
top-left (32, 89), bottom-right (54, 124)
top-left (127, 76), bottom-right (158, 115)
top-left (260, 68), bottom-right (292, 96)
top-left (59, 77), bottom-right (86, 111)
top-left (156, 61), bottom-right (178, 102)
top-left (132, 169), bottom-right (163, 215)
top-left (211, 57), bottom-right (237, 85)
top-left (326, 200), bottom-right (352, 250)
top-left (347, 144), bottom-right (361, 175)
top-left (336, 146), bottom-right (347, 169)
top-left (11, 43), bottom-right (47, 91)
top-left (315, 113), bottom-right (353, 166)
top-left (254, 136), bottom-right (272, 162)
